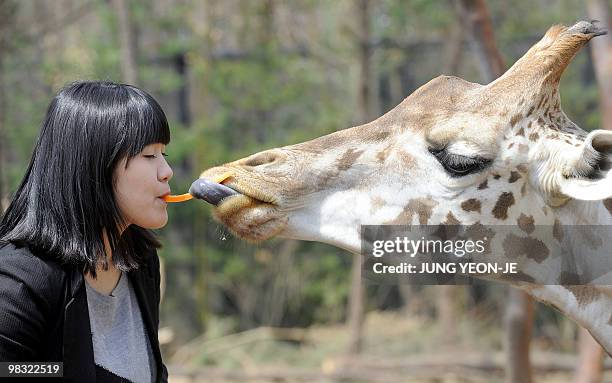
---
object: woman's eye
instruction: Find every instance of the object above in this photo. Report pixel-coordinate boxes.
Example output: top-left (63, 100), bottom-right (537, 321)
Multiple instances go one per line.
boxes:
top-left (143, 152), bottom-right (168, 159)
top-left (429, 148), bottom-right (491, 177)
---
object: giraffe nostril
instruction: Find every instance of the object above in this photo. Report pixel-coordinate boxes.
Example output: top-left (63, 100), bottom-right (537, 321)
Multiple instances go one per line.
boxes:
top-left (243, 151), bottom-right (281, 167)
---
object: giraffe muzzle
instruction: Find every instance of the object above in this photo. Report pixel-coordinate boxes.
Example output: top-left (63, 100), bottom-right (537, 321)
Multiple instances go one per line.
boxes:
top-left (189, 178), bottom-right (240, 206)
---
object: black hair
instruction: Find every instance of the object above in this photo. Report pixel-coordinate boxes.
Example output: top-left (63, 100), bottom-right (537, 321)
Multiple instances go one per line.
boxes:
top-left (0, 80), bottom-right (170, 276)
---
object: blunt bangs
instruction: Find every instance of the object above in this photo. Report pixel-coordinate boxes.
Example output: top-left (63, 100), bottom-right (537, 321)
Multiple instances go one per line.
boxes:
top-left (0, 81), bottom-right (169, 276)
top-left (121, 84), bottom-right (170, 161)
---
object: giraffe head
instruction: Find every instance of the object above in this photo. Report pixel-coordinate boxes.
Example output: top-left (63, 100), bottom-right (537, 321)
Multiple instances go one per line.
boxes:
top-left (193, 21), bottom-right (611, 253)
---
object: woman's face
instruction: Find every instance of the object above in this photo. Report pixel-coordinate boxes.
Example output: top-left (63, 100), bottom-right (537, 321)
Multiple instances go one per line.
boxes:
top-left (114, 143), bottom-right (173, 230)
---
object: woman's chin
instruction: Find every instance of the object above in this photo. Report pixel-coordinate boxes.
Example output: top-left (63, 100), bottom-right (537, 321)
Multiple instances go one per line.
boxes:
top-left (136, 213), bottom-right (168, 230)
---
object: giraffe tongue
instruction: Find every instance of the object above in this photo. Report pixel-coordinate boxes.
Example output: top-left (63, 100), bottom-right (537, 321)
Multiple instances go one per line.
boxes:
top-left (189, 178), bottom-right (240, 206)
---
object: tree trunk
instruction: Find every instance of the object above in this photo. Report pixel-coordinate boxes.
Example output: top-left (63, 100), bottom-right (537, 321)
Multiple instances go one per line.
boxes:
top-left (504, 288), bottom-right (534, 383)
top-left (112, 0), bottom-right (139, 84)
top-left (347, 0), bottom-right (372, 355)
top-left (455, 0), bottom-right (504, 83)
top-left (573, 328), bottom-right (605, 383)
top-left (436, 286), bottom-right (457, 344)
top-left (587, 0), bottom-right (612, 132)
top-left (455, 1), bottom-right (534, 382)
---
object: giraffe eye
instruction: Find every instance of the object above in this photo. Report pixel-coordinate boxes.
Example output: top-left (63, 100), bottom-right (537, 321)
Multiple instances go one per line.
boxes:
top-left (429, 148), bottom-right (492, 177)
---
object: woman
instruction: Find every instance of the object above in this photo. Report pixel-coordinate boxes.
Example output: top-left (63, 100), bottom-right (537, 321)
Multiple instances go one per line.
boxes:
top-left (0, 81), bottom-right (172, 382)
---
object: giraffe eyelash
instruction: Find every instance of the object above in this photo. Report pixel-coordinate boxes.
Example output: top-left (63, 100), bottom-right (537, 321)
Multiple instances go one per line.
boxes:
top-left (429, 148), bottom-right (492, 177)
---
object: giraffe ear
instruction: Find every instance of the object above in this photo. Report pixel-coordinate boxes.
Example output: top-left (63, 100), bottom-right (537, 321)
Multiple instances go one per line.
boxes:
top-left (559, 130), bottom-right (612, 200)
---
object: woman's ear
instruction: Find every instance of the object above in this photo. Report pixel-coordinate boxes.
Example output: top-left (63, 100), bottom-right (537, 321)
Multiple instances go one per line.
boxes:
top-left (560, 130), bottom-right (612, 200)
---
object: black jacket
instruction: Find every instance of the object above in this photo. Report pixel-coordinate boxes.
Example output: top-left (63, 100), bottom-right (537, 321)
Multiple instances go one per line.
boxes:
top-left (0, 242), bottom-right (168, 382)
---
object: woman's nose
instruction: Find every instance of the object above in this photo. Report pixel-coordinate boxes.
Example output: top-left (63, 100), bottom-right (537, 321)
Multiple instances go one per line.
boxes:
top-left (159, 159), bottom-right (173, 182)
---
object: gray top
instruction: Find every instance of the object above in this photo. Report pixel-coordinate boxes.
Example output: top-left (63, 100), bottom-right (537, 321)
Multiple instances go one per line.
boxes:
top-left (85, 271), bottom-right (156, 383)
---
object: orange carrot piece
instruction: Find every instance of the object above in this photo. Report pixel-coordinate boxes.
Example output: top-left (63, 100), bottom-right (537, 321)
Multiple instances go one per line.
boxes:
top-left (163, 193), bottom-right (193, 203)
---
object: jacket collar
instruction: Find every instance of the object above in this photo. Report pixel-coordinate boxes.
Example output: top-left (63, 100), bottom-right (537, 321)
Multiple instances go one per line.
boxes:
top-left (63, 269), bottom-right (95, 381)
top-left (62, 258), bottom-right (163, 382)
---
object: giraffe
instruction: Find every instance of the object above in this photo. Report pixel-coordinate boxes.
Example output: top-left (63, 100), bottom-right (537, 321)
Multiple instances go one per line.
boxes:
top-left (191, 21), bottom-right (612, 354)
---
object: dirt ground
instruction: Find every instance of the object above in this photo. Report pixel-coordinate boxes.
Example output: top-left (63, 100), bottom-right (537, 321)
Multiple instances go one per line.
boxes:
top-left (165, 310), bottom-right (612, 383)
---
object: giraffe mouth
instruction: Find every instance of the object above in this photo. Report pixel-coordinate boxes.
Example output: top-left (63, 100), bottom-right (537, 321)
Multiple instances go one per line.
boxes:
top-left (213, 186), bottom-right (287, 242)
top-left (190, 175), bottom-right (287, 242)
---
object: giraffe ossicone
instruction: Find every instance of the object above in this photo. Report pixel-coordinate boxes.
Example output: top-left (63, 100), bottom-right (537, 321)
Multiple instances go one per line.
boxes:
top-left (193, 21), bottom-right (612, 354)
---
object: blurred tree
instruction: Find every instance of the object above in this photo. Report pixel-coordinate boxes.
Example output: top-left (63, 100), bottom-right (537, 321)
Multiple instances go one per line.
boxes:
top-left (112, 0), bottom-right (139, 84)
top-left (573, 327), bottom-right (605, 383)
top-left (587, 0), bottom-right (612, 131)
top-left (347, 0), bottom-right (372, 355)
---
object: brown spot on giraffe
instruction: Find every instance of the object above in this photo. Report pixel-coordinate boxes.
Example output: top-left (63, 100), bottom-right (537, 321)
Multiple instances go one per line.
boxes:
top-left (576, 226), bottom-right (603, 251)
top-left (528, 132), bottom-right (539, 142)
top-left (537, 94), bottom-right (547, 109)
top-left (508, 171), bottom-right (521, 183)
top-left (603, 198), bottom-right (612, 215)
top-left (521, 182), bottom-right (527, 197)
top-left (478, 180), bottom-right (489, 190)
top-left (336, 148), bottom-right (363, 171)
top-left (464, 222), bottom-right (495, 255)
top-left (516, 127), bottom-right (525, 136)
top-left (492, 192), bottom-right (515, 220)
top-left (502, 233), bottom-right (549, 263)
top-left (443, 211), bottom-right (461, 225)
top-left (526, 106), bottom-right (535, 117)
top-left (410, 199), bottom-right (437, 225)
top-left (507, 142), bottom-right (515, 149)
top-left (493, 174), bottom-right (501, 180)
top-left (397, 150), bottom-right (416, 169)
top-left (435, 212), bottom-right (461, 239)
top-left (517, 213), bottom-right (535, 234)
top-left (370, 130), bottom-right (391, 142)
top-left (387, 198), bottom-right (438, 225)
top-left (564, 286), bottom-right (602, 308)
top-left (553, 219), bottom-right (563, 242)
top-left (376, 144), bottom-right (392, 163)
top-left (510, 114), bottom-right (522, 127)
top-left (461, 198), bottom-right (481, 213)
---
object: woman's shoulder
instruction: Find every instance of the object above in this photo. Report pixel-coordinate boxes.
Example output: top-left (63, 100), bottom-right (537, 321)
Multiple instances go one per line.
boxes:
top-left (0, 242), bottom-right (69, 296)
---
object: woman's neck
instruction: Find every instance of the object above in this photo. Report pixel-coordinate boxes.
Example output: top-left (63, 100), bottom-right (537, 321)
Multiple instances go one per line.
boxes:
top-left (84, 263), bottom-right (122, 295)
top-left (83, 228), bottom-right (122, 295)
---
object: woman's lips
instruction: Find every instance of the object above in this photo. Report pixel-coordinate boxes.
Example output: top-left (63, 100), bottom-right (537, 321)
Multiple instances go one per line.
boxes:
top-left (189, 178), bottom-right (240, 206)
